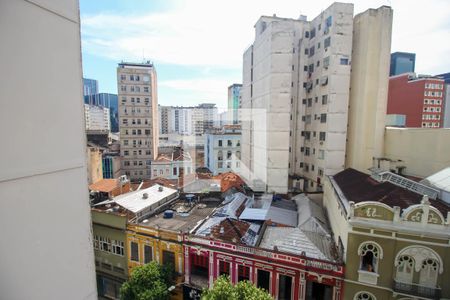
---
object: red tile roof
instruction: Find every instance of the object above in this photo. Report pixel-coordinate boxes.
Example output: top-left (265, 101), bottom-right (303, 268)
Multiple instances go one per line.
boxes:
top-left (89, 179), bottom-right (120, 193)
top-left (333, 169), bottom-right (450, 215)
top-left (214, 172), bottom-right (246, 193)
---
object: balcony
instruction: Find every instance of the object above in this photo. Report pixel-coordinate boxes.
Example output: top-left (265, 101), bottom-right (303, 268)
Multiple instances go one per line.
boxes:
top-left (393, 280), bottom-right (441, 300)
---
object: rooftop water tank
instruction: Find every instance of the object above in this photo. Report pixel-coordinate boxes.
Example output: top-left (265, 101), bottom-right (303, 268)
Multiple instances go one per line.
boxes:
top-left (163, 210), bottom-right (174, 219)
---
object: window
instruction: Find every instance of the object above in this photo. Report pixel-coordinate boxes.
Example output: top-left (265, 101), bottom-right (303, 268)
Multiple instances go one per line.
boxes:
top-left (173, 167), bottom-right (177, 176)
top-left (120, 74), bottom-right (126, 81)
top-left (144, 245), bottom-right (152, 264)
top-left (278, 275), bottom-right (292, 300)
top-left (305, 147), bottom-right (310, 156)
top-left (309, 46), bottom-right (315, 57)
top-left (396, 255), bottom-right (414, 283)
top-left (319, 132), bottom-right (326, 141)
top-left (310, 28), bottom-right (316, 39)
top-left (130, 242), bottom-right (139, 262)
top-left (358, 242), bottom-right (382, 272)
top-left (340, 58), bottom-right (349, 65)
top-left (257, 269), bottom-right (270, 292)
top-left (236, 151), bottom-right (241, 159)
top-left (227, 151), bottom-right (232, 159)
top-left (354, 292), bottom-right (376, 300)
top-left (111, 240), bottom-right (124, 256)
top-left (218, 150), bottom-right (223, 161)
top-left (238, 265), bottom-right (250, 282)
top-left (218, 162), bottom-right (223, 169)
top-left (162, 250), bottom-right (175, 270)
top-left (144, 87), bottom-right (149, 93)
top-left (420, 259), bottom-right (439, 287)
top-left (324, 37), bottom-right (331, 48)
top-left (326, 16), bottom-right (332, 27)
top-left (307, 98), bottom-right (312, 107)
top-left (219, 260), bottom-right (230, 276)
top-left (318, 150), bottom-right (325, 160)
top-left (323, 56), bottom-right (330, 68)
top-left (124, 150), bottom-right (129, 156)
top-left (236, 140), bottom-right (240, 146)
top-left (121, 85), bottom-right (126, 92)
top-left (305, 31), bottom-right (309, 38)
top-left (320, 114), bottom-right (327, 123)
top-left (227, 140), bottom-right (232, 147)
top-left (218, 140), bottom-right (222, 147)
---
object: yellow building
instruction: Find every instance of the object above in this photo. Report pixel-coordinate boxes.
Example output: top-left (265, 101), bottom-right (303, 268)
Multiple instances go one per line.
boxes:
top-left (126, 224), bottom-right (184, 275)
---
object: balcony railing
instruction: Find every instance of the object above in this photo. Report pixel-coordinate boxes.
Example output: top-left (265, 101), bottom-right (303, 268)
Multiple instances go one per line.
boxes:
top-left (393, 279), bottom-right (441, 300)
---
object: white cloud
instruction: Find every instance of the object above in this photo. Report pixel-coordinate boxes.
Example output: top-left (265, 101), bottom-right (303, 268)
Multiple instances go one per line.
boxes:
top-left (81, 0), bottom-right (450, 105)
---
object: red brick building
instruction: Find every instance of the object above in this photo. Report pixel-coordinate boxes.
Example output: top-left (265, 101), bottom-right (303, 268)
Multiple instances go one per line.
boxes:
top-left (387, 73), bottom-right (445, 128)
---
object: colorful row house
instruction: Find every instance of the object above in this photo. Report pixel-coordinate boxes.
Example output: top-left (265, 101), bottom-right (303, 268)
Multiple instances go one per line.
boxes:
top-left (183, 236), bottom-right (345, 300)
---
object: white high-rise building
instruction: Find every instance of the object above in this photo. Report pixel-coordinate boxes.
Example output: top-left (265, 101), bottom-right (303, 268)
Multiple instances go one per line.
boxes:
top-left (0, 0), bottom-right (97, 299)
top-left (118, 62), bottom-right (159, 181)
top-left (84, 104), bottom-right (110, 131)
top-left (241, 3), bottom-right (392, 193)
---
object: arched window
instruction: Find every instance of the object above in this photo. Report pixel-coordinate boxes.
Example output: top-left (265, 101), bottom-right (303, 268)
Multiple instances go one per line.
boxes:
top-left (358, 242), bottom-right (382, 273)
top-left (354, 291), bottom-right (376, 300)
top-left (236, 151), bottom-right (241, 160)
top-left (420, 259), bottom-right (439, 287)
top-left (217, 150), bottom-right (223, 161)
top-left (227, 150), bottom-right (232, 159)
top-left (396, 255), bottom-right (414, 283)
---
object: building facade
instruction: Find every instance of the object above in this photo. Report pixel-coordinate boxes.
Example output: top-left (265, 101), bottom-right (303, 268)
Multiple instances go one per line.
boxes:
top-left (241, 3), bottom-right (357, 193)
top-left (83, 77), bottom-right (99, 104)
top-left (205, 125), bottom-right (241, 175)
top-left (159, 105), bottom-right (171, 134)
top-left (228, 84), bottom-right (242, 124)
top-left (387, 73), bottom-right (445, 128)
top-left (324, 168), bottom-right (450, 300)
top-left (85, 93), bottom-right (119, 132)
top-left (84, 104), bottom-right (111, 131)
top-left (92, 209), bottom-right (128, 299)
top-left (390, 52), bottom-right (416, 76)
top-left (151, 147), bottom-right (194, 180)
top-left (117, 61), bottom-right (159, 181)
top-left (345, 6), bottom-right (393, 174)
top-left (103, 154), bottom-right (121, 179)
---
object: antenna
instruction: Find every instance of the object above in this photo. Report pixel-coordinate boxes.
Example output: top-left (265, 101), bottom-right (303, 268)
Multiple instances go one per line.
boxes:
top-left (142, 48), bottom-right (145, 62)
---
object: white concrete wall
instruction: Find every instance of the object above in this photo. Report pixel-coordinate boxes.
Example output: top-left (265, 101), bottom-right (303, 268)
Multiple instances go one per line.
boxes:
top-left (0, 0), bottom-right (97, 299)
top-left (384, 127), bottom-right (450, 178)
top-left (345, 6), bottom-right (393, 173)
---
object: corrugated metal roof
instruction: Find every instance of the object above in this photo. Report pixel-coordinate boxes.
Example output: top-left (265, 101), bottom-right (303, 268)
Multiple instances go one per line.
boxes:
top-left (266, 206), bottom-right (297, 227)
top-left (422, 167), bottom-right (450, 192)
top-left (260, 227), bottom-right (336, 262)
top-left (114, 184), bottom-right (177, 213)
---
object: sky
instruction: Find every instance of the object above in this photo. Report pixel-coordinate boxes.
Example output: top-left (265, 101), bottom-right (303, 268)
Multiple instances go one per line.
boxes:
top-left (80, 0), bottom-right (450, 109)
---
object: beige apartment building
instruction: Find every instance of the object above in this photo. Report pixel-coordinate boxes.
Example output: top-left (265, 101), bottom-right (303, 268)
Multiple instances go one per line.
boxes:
top-left (240, 3), bottom-right (393, 193)
top-left (117, 62), bottom-right (159, 181)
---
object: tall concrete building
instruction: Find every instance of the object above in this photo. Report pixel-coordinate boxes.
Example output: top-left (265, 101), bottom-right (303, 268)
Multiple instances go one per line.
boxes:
top-left (390, 51), bottom-right (416, 76)
top-left (0, 0), bottom-right (97, 299)
top-left (228, 84), bottom-right (242, 124)
top-left (84, 104), bottom-right (111, 131)
top-left (118, 62), bottom-right (159, 181)
top-left (387, 73), bottom-right (445, 128)
top-left (240, 3), bottom-right (393, 193)
top-left (159, 105), bottom-right (171, 134)
top-left (345, 6), bottom-right (393, 173)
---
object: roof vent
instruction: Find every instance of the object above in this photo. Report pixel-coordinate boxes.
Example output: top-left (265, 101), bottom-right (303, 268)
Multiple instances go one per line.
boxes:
top-left (158, 186), bottom-right (164, 192)
top-left (142, 193), bottom-right (148, 199)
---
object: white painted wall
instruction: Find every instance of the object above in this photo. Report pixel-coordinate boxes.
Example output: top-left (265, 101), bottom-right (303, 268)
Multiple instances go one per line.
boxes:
top-left (0, 0), bottom-right (97, 299)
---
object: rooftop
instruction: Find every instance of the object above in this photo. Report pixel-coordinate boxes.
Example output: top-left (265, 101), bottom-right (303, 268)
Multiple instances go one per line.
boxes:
top-left (259, 194), bottom-right (338, 262)
top-left (138, 198), bottom-right (221, 233)
top-left (332, 168), bottom-right (450, 215)
top-left (89, 178), bottom-right (121, 193)
top-left (115, 184), bottom-right (178, 214)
